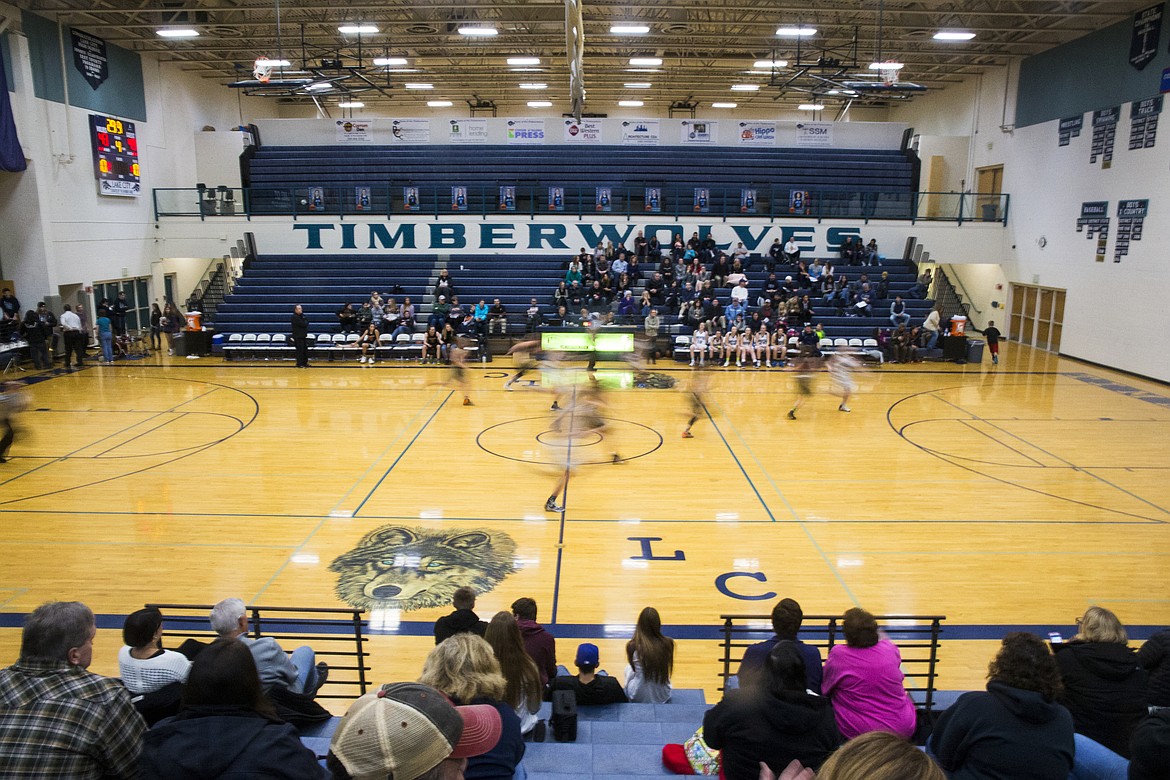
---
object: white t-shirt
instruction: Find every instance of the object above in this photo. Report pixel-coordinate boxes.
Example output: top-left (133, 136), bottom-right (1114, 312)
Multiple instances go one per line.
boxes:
top-left (730, 285), bottom-right (749, 303)
top-left (118, 645), bottom-right (191, 695)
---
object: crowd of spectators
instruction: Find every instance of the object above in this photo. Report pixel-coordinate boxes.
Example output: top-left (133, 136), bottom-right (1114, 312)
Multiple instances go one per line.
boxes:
top-left (7, 594), bottom-right (1164, 779)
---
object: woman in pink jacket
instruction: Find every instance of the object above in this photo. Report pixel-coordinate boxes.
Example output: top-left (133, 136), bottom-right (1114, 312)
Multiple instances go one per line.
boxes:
top-left (822, 607), bottom-right (917, 740)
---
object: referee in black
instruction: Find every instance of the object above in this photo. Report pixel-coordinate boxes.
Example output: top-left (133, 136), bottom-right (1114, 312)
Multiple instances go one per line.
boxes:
top-left (291, 304), bottom-right (310, 368)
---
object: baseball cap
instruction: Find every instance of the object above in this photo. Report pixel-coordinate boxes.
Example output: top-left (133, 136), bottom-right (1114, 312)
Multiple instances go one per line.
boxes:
top-left (329, 682), bottom-right (502, 780)
top-left (575, 642), bottom-right (600, 667)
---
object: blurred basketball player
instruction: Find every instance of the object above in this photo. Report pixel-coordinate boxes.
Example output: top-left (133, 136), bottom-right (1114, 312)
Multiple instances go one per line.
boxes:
top-left (682, 365), bottom-right (710, 439)
top-left (545, 376), bottom-right (618, 512)
top-left (449, 337), bottom-right (473, 406)
top-left (827, 352), bottom-right (860, 413)
top-left (787, 359), bottom-right (815, 420)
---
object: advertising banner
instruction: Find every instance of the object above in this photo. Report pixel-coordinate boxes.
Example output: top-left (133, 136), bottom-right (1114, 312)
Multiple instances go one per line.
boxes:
top-left (448, 119), bottom-right (489, 144)
top-left (506, 119), bottom-right (545, 144)
top-left (738, 121), bottom-right (777, 146)
top-left (336, 120), bottom-right (374, 144)
top-left (795, 122), bottom-right (833, 147)
top-left (389, 118), bottom-right (430, 143)
top-left (621, 120), bottom-right (660, 145)
top-left (563, 118), bottom-right (603, 143)
top-left (680, 120), bottom-right (716, 144)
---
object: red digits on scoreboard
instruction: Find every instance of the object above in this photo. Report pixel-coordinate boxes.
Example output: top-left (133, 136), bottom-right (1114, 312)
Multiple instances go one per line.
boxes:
top-left (97, 132), bottom-right (109, 149)
top-left (127, 138), bottom-right (137, 153)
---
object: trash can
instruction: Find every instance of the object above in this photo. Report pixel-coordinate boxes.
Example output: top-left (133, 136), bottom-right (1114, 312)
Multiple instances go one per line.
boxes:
top-left (966, 338), bottom-right (985, 364)
top-left (172, 332), bottom-right (186, 357)
top-left (211, 333), bottom-right (226, 354)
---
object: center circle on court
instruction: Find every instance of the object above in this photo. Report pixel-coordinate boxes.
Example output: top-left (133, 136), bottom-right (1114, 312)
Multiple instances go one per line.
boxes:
top-left (535, 429), bottom-right (603, 448)
top-left (477, 415), bottom-right (664, 465)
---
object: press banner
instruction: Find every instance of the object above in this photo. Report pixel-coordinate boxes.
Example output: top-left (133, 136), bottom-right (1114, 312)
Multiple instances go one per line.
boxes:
top-left (506, 119), bottom-right (545, 144)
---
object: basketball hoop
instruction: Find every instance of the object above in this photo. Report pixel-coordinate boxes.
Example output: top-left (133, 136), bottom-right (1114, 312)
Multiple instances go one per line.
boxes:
top-left (253, 59), bottom-right (273, 83)
top-left (875, 62), bottom-right (901, 87)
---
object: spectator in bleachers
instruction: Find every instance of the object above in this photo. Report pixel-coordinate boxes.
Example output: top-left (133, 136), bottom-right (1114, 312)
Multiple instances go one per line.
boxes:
top-left (849, 284), bottom-right (874, 318)
top-left (380, 297), bottom-right (399, 333)
top-left (547, 306), bottom-right (568, 328)
top-left (485, 612), bottom-right (544, 739)
top-left (633, 230), bottom-right (648, 259)
top-left (549, 643), bottom-right (628, 705)
top-left (783, 237), bottom-right (801, 265)
top-left (1129, 711), bottom-right (1170, 780)
top-left (922, 306), bottom-right (941, 349)
top-left (865, 239), bottom-right (880, 264)
top-left (1139, 626), bottom-right (1170, 709)
top-left (429, 296), bottom-right (450, 329)
top-left (910, 268), bottom-right (932, 299)
top-left (815, 731), bottom-right (944, 780)
top-left (435, 268), bottom-right (454, 299)
top-left (703, 641), bottom-right (843, 779)
top-left (627, 253), bottom-right (642, 279)
top-left (472, 299), bottom-right (490, 339)
top-left (356, 301), bottom-right (373, 331)
top-left (890, 324), bottom-right (916, 364)
top-left (929, 632), bottom-right (1073, 779)
top-left (524, 298), bottom-right (542, 332)
top-left (553, 281), bottom-right (568, 310)
top-left (487, 298), bottom-right (507, 336)
top-left (327, 682), bottom-right (502, 780)
top-left (140, 639), bottom-right (324, 780)
top-left (1054, 606), bottom-right (1147, 757)
top-left (434, 586), bottom-right (488, 644)
top-left (447, 297), bottom-right (465, 331)
top-left (337, 303), bottom-right (357, 334)
top-left (119, 607), bottom-right (190, 723)
top-left (423, 325), bottom-right (441, 363)
top-left (210, 598), bottom-right (325, 697)
top-left (822, 607), bottom-right (916, 740)
top-left (781, 275), bottom-right (800, 298)
top-left (0, 600), bottom-right (145, 778)
top-left (889, 296), bottom-right (911, 327)
top-left (764, 238), bottom-right (783, 270)
top-left (567, 282), bottom-right (585, 309)
top-left (368, 290), bottom-right (382, 309)
top-left (611, 253), bottom-right (628, 280)
top-left (730, 279), bottom-right (750, 308)
top-left (732, 242), bottom-right (751, 267)
top-left (670, 234), bottom-right (685, 261)
top-left (624, 607), bottom-right (675, 703)
top-left (797, 295), bottom-right (815, 326)
top-left (711, 254), bottom-right (729, 288)
top-left (509, 597), bottom-right (556, 688)
top-left (839, 237), bottom-right (859, 266)
top-left (397, 298), bottom-right (416, 338)
top-left (565, 258), bottom-right (584, 286)
top-left (737, 598), bottom-right (822, 693)
top-left (419, 633), bottom-right (525, 780)
top-left (356, 322), bottom-right (380, 364)
top-left (594, 252), bottom-right (610, 281)
top-left (875, 271), bottom-right (891, 301)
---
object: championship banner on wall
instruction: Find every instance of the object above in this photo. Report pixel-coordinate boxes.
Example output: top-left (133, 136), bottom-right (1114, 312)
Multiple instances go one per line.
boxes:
top-left (1075, 201), bottom-right (1110, 263)
top-left (595, 187), bottom-right (612, 212)
top-left (693, 187), bottom-right (710, 213)
top-left (404, 186), bottom-right (421, 212)
top-left (1114, 199), bottom-right (1149, 263)
top-left (644, 187), bottom-right (662, 213)
top-left (389, 119), bottom-right (429, 143)
top-left (680, 120), bottom-right (717, 144)
top-left (1130, 3), bottom-right (1163, 71)
top-left (71, 29), bottom-right (108, 90)
top-left (451, 186), bottom-right (468, 212)
top-left (741, 189), bottom-right (757, 213)
top-left (738, 122), bottom-right (777, 146)
top-left (448, 119), bottom-right (489, 144)
top-left (621, 120), bottom-right (660, 145)
top-left (1129, 96), bottom-right (1162, 149)
top-left (1058, 115), bottom-right (1084, 147)
top-left (548, 187), bottom-right (565, 212)
top-left (355, 187), bottom-right (371, 211)
top-left (499, 186), bottom-right (516, 212)
top-left (563, 118), bottom-right (602, 143)
top-left (506, 119), bottom-right (545, 144)
top-left (795, 122), bottom-right (833, 147)
top-left (1090, 107), bottom-right (1120, 168)
top-left (336, 120), bottom-right (374, 144)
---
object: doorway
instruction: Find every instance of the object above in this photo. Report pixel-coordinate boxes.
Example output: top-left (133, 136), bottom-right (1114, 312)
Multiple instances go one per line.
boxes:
top-left (976, 165), bottom-right (1004, 222)
top-left (1009, 283), bottom-right (1065, 352)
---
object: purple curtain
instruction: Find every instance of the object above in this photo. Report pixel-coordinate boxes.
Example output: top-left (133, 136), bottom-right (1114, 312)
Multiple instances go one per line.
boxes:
top-left (0, 50), bottom-right (27, 173)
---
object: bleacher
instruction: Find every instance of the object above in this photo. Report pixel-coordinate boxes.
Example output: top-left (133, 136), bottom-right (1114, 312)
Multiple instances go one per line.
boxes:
top-left (245, 145), bottom-right (917, 219)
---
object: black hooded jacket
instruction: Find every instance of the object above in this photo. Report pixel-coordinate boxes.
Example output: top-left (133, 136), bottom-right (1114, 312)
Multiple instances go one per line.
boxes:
top-left (931, 681), bottom-right (1074, 779)
top-left (1054, 640), bottom-right (1148, 757)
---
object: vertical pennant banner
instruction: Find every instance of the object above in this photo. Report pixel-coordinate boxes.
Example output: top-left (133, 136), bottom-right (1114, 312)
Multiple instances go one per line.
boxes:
top-left (1130, 3), bottom-right (1163, 71)
top-left (1129, 96), bottom-right (1163, 149)
top-left (1090, 107), bottom-right (1120, 168)
top-left (71, 29), bottom-right (109, 90)
top-left (1075, 201), bottom-right (1110, 263)
top-left (1058, 115), bottom-right (1084, 147)
top-left (1114, 199), bottom-right (1149, 263)
top-left (0, 47), bottom-right (27, 172)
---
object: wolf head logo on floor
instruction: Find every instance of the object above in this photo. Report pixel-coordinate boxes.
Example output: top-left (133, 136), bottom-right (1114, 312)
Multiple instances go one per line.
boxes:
top-left (330, 525), bottom-right (517, 611)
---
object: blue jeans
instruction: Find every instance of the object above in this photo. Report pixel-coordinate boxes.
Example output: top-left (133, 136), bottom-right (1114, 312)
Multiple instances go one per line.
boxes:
top-left (925, 329), bottom-right (939, 350)
top-left (99, 332), bottom-right (114, 362)
top-left (1070, 734), bottom-right (1128, 780)
top-left (290, 645), bottom-right (318, 695)
top-left (891, 313), bottom-right (911, 327)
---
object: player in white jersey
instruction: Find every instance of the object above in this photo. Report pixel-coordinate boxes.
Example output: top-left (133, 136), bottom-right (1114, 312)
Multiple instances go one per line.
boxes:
top-left (827, 352), bottom-right (861, 412)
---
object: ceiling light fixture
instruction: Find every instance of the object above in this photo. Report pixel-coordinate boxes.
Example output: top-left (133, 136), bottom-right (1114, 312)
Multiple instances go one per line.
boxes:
top-left (373, 57), bottom-right (408, 66)
top-left (934, 31), bottom-right (976, 41)
top-left (527, 100), bottom-right (553, 107)
top-left (338, 24), bottom-right (377, 34)
top-left (629, 57), bottom-right (663, 67)
top-left (730, 84), bottom-right (760, 91)
top-left (458, 26), bottom-right (498, 37)
top-left (753, 59), bottom-right (788, 69)
top-left (157, 28), bottom-right (199, 38)
top-left (255, 58), bottom-right (291, 68)
top-left (338, 101), bottom-right (364, 108)
top-left (624, 82), bottom-right (651, 88)
top-left (611, 24), bottom-right (650, 34)
top-left (868, 61), bottom-right (905, 70)
top-left (427, 100), bottom-right (454, 107)
top-left (799, 103), bottom-right (825, 110)
top-left (305, 82), bottom-right (333, 91)
top-left (711, 102), bottom-right (737, 108)
top-left (519, 83), bottom-right (548, 89)
top-left (404, 83), bottom-right (434, 89)
top-left (506, 57), bottom-right (541, 65)
top-left (776, 26), bottom-right (817, 37)
top-left (618, 100), bottom-right (644, 107)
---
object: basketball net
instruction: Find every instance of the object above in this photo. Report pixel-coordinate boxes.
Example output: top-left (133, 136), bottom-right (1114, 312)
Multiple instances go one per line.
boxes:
top-left (875, 62), bottom-right (900, 87)
top-left (253, 59), bottom-right (273, 83)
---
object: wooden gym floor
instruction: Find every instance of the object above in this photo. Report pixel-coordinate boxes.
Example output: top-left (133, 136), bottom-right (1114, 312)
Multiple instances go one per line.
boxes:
top-left (1, 343), bottom-right (1167, 709)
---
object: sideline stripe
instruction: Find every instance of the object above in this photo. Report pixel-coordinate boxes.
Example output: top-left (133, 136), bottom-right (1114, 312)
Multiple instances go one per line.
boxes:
top-left (1, 613), bottom-right (1159, 642)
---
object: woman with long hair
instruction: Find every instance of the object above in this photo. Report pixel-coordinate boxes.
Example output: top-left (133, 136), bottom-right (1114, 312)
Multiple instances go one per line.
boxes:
top-left (162, 303), bottom-right (182, 355)
top-left (149, 303), bottom-right (162, 351)
top-left (484, 612), bottom-right (544, 738)
top-left (141, 639), bottom-right (322, 778)
top-left (419, 633), bottom-right (525, 780)
top-left (624, 606), bottom-right (675, 703)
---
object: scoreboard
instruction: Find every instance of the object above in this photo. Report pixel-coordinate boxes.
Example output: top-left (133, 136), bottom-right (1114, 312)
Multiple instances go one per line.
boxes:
top-left (89, 114), bottom-right (141, 197)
